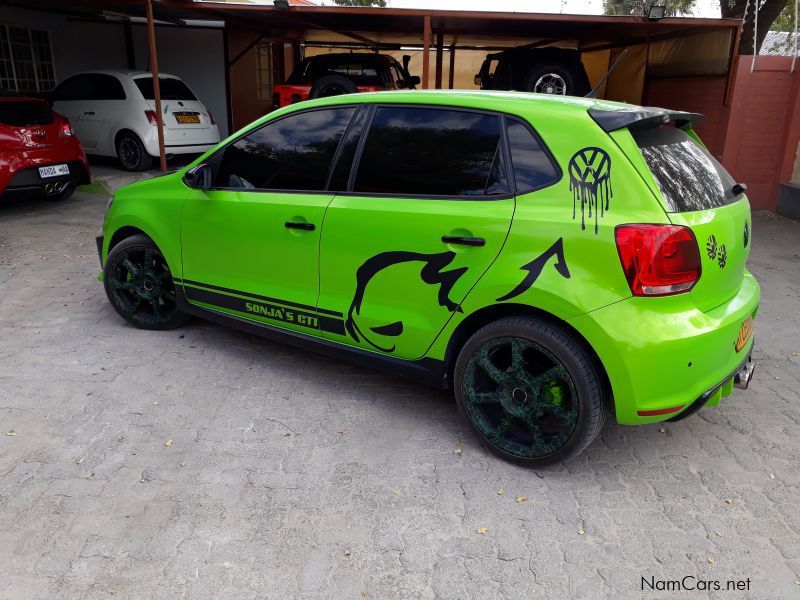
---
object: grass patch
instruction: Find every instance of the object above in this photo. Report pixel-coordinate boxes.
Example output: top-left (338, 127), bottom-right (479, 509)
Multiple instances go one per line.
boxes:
top-left (78, 181), bottom-right (111, 196)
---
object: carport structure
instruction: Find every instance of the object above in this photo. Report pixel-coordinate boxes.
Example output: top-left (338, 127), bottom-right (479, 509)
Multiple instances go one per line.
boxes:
top-left (5, 0), bottom-right (742, 168)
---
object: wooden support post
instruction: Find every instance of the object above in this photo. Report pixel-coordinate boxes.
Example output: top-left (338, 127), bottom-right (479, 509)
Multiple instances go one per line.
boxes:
top-left (422, 16), bottom-right (431, 89)
top-left (448, 43), bottom-right (456, 89)
top-left (434, 31), bottom-right (444, 89)
top-left (145, 0), bottom-right (166, 172)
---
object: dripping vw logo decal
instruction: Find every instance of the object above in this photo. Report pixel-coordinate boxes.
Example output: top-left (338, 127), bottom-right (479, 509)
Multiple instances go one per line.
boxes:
top-left (568, 146), bottom-right (612, 234)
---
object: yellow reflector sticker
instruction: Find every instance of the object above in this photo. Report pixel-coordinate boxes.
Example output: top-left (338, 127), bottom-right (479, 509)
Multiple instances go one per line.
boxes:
top-left (735, 316), bottom-right (754, 353)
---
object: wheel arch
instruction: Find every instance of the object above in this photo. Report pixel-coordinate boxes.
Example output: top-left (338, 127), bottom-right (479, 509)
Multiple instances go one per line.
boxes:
top-left (114, 128), bottom-right (143, 150)
top-left (442, 303), bottom-right (611, 402)
top-left (108, 225), bottom-right (151, 253)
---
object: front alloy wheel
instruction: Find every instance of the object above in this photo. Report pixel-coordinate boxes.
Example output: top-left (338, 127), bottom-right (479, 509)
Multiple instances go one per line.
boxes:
top-left (455, 317), bottom-right (606, 465)
top-left (103, 235), bottom-right (188, 330)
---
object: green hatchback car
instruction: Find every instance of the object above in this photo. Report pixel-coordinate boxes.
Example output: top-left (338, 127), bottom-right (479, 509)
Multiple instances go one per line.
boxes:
top-left (96, 90), bottom-right (759, 465)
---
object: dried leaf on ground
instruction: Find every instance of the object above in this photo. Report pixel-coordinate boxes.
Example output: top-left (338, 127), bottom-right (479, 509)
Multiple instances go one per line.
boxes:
top-left (497, 488), bottom-right (504, 496)
top-left (164, 439), bottom-right (173, 447)
top-left (476, 527), bottom-right (488, 535)
top-left (515, 496), bottom-right (527, 503)
top-left (5, 430), bottom-right (16, 436)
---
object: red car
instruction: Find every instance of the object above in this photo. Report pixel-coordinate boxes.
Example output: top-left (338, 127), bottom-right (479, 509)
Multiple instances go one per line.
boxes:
top-left (0, 95), bottom-right (90, 202)
top-left (273, 53), bottom-right (419, 108)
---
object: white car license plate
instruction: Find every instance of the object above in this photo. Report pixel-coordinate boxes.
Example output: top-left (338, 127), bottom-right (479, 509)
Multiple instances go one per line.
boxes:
top-left (39, 164), bottom-right (70, 179)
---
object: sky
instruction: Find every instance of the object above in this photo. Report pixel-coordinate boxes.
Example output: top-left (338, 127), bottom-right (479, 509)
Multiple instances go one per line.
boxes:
top-left (316, 0), bottom-right (724, 18)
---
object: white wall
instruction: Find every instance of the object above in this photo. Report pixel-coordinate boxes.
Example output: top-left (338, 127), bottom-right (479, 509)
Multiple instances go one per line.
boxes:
top-left (132, 25), bottom-right (229, 137)
top-left (0, 6), bottom-right (229, 136)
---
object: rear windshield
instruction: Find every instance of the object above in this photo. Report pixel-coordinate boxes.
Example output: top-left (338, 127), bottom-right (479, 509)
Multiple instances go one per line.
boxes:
top-left (632, 127), bottom-right (740, 212)
top-left (134, 77), bottom-right (197, 101)
top-left (0, 101), bottom-right (53, 126)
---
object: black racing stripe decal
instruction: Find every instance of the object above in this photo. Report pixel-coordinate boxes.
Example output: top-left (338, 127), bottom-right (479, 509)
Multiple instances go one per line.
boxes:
top-left (182, 285), bottom-right (345, 336)
top-left (180, 278), bottom-right (343, 318)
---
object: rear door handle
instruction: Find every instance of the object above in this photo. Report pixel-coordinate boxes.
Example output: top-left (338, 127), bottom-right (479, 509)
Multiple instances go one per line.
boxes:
top-left (285, 221), bottom-right (315, 231)
top-left (83, 111), bottom-right (95, 115)
top-left (441, 235), bottom-right (485, 247)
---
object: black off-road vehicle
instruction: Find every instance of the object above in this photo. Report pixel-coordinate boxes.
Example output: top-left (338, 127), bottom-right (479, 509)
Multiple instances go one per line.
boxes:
top-left (475, 48), bottom-right (591, 96)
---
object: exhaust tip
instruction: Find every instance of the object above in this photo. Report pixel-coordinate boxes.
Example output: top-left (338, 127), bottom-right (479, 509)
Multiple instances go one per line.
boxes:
top-left (54, 182), bottom-right (65, 193)
top-left (734, 360), bottom-right (755, 390)
top-left (44, 183), bottom-right (54, 194)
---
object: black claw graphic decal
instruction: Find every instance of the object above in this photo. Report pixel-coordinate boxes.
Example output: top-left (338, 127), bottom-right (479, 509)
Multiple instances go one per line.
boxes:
top-left (706, 235), bottom-right (727, 268)
top-left (706, 235), bottom-right (718, 260)
top-left (568, 147), bottom-right (612, 234)
top-left (717, 244), bottom-right (727, 269)
top-left (497, 238), bottom-right (571, 302)
top-left (743, 221), bottom-right (749, 248)
top-left (346, 251), bottom-right (467, 353)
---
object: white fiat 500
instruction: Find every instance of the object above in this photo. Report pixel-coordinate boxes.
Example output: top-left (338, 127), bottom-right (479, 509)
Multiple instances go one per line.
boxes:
top-left (51, 70), bottom-right (220, 171)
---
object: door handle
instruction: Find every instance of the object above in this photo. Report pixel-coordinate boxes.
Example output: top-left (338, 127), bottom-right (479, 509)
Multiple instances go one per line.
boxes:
top-left (285, 221), bottom-right (315, 231)
top-left (441, 235), bottom-right (485, 247)
top-left (83, 111), bottom-right (95, 115)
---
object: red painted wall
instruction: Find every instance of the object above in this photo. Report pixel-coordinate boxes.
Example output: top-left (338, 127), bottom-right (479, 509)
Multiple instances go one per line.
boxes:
top-left (644, 75), bottom-right (730, 161)
top-left (644, 57), bottom-right (800, 210)
top-left (720, 56), bottom-right (800, 210)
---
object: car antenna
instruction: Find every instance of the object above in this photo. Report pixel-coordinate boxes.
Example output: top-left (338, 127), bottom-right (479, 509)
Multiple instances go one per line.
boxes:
top-left (585, 48), bottom-right (629, 99)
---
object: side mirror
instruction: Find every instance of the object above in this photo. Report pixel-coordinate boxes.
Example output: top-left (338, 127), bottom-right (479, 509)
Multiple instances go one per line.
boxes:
top-left (183, 163), bottom-right (212, 190)
top-left (402, 54), bottom-right (411, 72)
top-left (408, 75), bottom-right (421, 87)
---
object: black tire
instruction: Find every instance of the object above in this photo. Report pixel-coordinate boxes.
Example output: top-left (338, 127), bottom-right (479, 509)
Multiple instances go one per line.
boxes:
top-left (116, 132), bottom-right (153, 172)
top-left (454, 316), bottom-right (607, 466)
top-left (308, 74), bottom-right (359, 100)
top-left (103, 234), bottom-right (189, 330)
top-left (522, 63), bottom-right (579, 96)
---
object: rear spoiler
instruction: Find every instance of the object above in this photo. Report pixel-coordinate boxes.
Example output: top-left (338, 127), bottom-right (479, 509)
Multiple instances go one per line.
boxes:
top-left (589, 107), bottom-right (706, 133)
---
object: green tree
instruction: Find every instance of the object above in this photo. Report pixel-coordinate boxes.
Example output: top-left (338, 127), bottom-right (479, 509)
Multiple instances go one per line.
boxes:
top-left (603, 0), bottom-right (696, 16)
top-left (720, 0), bottom-right (790, 54)
top-left (331, 0), bottom-right (387, 6)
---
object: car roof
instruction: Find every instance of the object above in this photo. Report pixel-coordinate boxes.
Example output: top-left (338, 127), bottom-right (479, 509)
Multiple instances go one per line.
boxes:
top-left (275, 89), bottom-right (632, 115)
top-left (61, 70), bottom-right (181, 80)
top-left (303, 53), bottom-right (388, 63)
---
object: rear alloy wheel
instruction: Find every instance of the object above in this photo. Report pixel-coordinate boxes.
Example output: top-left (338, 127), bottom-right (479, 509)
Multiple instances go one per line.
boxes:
top-left (523, 64), bottom-right (577, 96)
top-left (454, 317), bottom-right (606, 465)
top-left (116, 132), bottom-right (153, 172)
top-left (103, 235), bottom-right (188, 330)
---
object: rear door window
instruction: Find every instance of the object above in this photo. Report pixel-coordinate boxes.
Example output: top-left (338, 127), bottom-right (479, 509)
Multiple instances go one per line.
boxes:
top-left (135, 77), bottom-right (197, 101)
top-left (214, 107), bottom-right (355, 191)
top-left (632, 127), bottom-right (740, 212)
top-left (353, 106), bottom-right (509, 197)
top-left (0, 101), bottom-right (52, 126)
top-left (506, 118), bottom-right (559, 193)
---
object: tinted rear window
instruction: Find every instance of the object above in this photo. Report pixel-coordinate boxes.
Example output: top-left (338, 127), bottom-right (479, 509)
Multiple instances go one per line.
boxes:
top-left (633, 127), bottom-right (739, 212)
top-left (0, 101), bottom-right (52, 126)
top-left (134, 77), bottom-right (197, 101)
top-left (353, 106), bottom-right (508, 197)
top-left (506, 119), bottom-right (559, 193)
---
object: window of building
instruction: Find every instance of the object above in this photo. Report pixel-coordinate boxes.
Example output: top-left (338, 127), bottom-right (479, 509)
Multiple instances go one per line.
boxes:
top-left (0, 25), bottom-right (56, 94)
top-left (256, 42), bottom-right (273, 102)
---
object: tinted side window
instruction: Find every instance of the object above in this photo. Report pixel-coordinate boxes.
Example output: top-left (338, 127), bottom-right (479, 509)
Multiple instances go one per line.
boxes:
top-left (328, 106), bottom-right (369, 191)
top-left (214, 107), bottom-right (355, 191)
top-left (354, 106), bottom-right (508, 197)
top-left (51, 75), bottom-right (93, 101)
top-left (506, 119), bottom-right (559, 194)
top-left (91, 74), bottom-right (126, 100)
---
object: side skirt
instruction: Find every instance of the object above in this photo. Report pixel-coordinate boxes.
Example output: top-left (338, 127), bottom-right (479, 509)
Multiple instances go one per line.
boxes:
top-left (175, 287), bottom-right (449, 389)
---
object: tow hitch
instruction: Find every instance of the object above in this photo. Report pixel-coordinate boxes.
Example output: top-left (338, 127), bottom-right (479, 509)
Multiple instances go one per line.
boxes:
top-left (734, 358), bottom-right (755, 390)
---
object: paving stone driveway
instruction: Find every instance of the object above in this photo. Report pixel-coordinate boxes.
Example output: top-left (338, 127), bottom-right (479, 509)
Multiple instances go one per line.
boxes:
top-left (1, 190), bottom-right (799, 600)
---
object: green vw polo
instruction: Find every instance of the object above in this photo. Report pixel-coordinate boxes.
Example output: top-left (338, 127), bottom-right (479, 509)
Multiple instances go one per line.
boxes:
top-left (96, 90), bottom-right (759, 465)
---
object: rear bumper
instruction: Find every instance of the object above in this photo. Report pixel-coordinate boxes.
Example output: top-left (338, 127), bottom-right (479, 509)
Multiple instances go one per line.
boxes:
top-left (568, 270), bottom-right (761, 424)
top-left (0, 144), bottom-right (90, 197)
top-left (141, 126), bottom-right (220, 157)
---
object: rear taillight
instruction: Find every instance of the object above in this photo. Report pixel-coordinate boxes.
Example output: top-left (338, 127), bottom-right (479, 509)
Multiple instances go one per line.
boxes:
top-left (145, 110), bottom-right (157, 125)
top-left (615, 224), bottom-right (701, 297)
top-left (207, 111), bottom-right (215, 125)
top-left (61, 121), bottom-right (73, 136)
